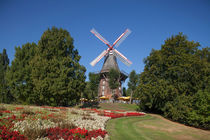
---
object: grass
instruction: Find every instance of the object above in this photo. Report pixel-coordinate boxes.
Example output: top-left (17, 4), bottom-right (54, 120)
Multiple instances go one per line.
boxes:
top-left (106, 114), bottom-right (210, 140)
top-left (99, 103), bottom-right (138, 111)
top-left (2, 103), bottom-right (209, 140)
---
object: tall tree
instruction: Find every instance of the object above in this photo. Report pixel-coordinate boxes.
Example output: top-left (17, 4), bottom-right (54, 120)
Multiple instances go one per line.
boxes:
top-left (122, 87), bottom-right (126, 96)
top-left (0, 49), bottom-right (9, 70)
top-left (108, 68), bottom-right (120, 97)
top-left (6, 43), bottom-right (36, 104)
top-left (83, 82), bottom-right (92, 99)
top-left (137, 33), bottom-right (210, 129)
top-left (88, 72), bottom-right (100, 99)
top-left (0, 49), bottom-right (10, 103)
top-left (31, 27), bottom-right (86, 106)
top-left (128, 70), bottom-right (139, 104)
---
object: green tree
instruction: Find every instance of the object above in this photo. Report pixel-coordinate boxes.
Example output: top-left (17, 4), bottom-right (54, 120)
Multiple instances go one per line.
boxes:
top-left (137, 33), bottom-right (210, 129)
top-left (108, 68), bottom-right (120, 98)
top-left (188, 89), bottom-right (210, 129)
top-left (31, 27), bottom-right (86, 106)
top-left (128, 70), bottom-right (139, 104)
top-left (0, 49), bottom-right (9, 70)
top-left (88, 72), bottom-right (100, 99)
top-left (6, 43), bottom-right (36, 104)
top-left (83, 82), bottom-right (92, 99)
top-left (122, 87), bottom-right (126, 96)
top-left (0, 49), bottom-right (10, 103)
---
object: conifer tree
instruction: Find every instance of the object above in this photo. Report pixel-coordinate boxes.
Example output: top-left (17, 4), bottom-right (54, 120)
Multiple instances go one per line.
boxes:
top-left (122, 87), bottom-right (126, 96)
top-left (0, 49), bottom-right (10, 103)
top-left (6, 43), bottom-right (36, 104)
top-left (31, 27), bottom-right (86, 106)
top-left (128, 70), bottom-right (139, 104)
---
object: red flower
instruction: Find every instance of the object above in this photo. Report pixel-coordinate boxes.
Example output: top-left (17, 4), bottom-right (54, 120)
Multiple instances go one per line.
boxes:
top-left (0, 110), bottom-right (12, 114)
top-left (15, 107), bottom-right (24, 111)
top-left (45, 127), bottom-right (107, 140)
top-left (0, 125), bottom-right (27, 139)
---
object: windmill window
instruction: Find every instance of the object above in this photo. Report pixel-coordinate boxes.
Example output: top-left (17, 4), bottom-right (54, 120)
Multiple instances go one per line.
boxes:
top-left (102, 91), bottom-right (104, 96)
top-left (103, 81), bottom-right (105, 85)
top-left (102, 86), bottom-right (105, 90)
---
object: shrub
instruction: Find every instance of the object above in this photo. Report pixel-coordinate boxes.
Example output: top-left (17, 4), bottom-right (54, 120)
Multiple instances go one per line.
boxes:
top-left (0, 106), bottom-right (6, 111)
top-left (58, 122), bottom-right (76, 129)
top-left (82, 116), bottom-right (95, 120)
top-left (163, 90), bottom-right (210, 129)
top-left (48, 116), bottom-right (64, 124)
top-left (23, 127), bottom-right (47, 139)
top-left (22, 109), bottom-right (35, 115)
top-left (70, 110), bottom-right (78, 115)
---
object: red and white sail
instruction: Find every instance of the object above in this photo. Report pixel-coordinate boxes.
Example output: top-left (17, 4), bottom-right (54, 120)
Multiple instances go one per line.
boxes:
top-left (90, 49), bottom-right (108, 66)
top-left (113, 49), bottom-right (132, 66)
top-left (113, 29), bottom-right (131, 48)
top-left (90, 28), bottom-right (132, 67)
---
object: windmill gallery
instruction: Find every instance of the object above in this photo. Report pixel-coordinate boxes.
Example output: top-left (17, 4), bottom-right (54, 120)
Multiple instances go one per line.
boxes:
top-left (90, 28), bottom-right (132, 101)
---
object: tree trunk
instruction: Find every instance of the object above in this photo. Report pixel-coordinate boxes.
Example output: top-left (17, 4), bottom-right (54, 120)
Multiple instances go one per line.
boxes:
top-left (80, 92), bottom-right (83, 105)
top-left (129, 90), bottom-right (133, 104)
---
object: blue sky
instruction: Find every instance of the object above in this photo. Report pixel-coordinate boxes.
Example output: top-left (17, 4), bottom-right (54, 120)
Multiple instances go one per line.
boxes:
top-left (0, 0), bottom-right (210, 85)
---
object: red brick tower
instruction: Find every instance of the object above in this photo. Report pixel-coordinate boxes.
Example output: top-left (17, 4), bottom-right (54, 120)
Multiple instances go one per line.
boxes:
top-left (98, 51), bottom-right (127, 99)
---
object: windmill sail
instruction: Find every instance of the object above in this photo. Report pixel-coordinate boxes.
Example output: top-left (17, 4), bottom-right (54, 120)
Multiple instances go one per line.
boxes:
top-left (90, 50), bottom-right (108, 66)
top-left (91, 28), bottom-right (110, 46)
top-left (114, 29), bottom-right (131, 48)
top-left (90, 28), bottom-right (132, 67)
top-left (113, 49), bottom-right (132, 66)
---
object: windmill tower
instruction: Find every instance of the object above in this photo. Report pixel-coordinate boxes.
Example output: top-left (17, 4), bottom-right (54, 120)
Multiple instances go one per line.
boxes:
top-left (90, 28), bottom-right (132, 99)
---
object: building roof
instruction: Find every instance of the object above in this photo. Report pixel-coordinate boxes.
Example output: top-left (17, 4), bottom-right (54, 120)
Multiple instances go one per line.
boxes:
top-left (100, 51), bottom-right (128, 81)
top-left (100, 52), bottom-right (120, 73)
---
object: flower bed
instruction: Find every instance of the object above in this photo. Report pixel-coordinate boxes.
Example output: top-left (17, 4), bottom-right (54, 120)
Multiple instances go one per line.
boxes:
top-left (0, 125), bottom-right (26, 140)
top-left (82, 108), bottom-right (145, 119)
top-left (46, 127), bottom-right (107, 140)
top-left (0, 104), bottom-right (145, 139)
top-left (0, 114), bottom-right (27, 139)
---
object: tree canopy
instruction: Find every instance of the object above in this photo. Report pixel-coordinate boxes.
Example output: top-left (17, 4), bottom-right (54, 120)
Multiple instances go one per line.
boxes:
top-left (108, 68), bottom-right (120, 95)
top-left (88, 72), bottom-right (100, 99)
top-left (137, 33), bottom-right (210, 129)
top-left (6, 27), bottom-right (86, 106)
top-left (127, 70), bottom-right (139, 103)
top-left (6, 43), bottom-right (36, 104)
top-left (0, 49), bottom-right (10, 103)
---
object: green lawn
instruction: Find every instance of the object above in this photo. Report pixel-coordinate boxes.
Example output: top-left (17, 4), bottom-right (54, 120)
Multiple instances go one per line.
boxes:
top-left (99, 103), bottom-right (138, 111)
top-left (106, 114), bottom-right (210, 140)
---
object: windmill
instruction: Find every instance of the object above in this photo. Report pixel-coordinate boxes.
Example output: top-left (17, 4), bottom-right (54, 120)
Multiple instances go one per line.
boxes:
top-left (90, 28), bottom-right (132, 99)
